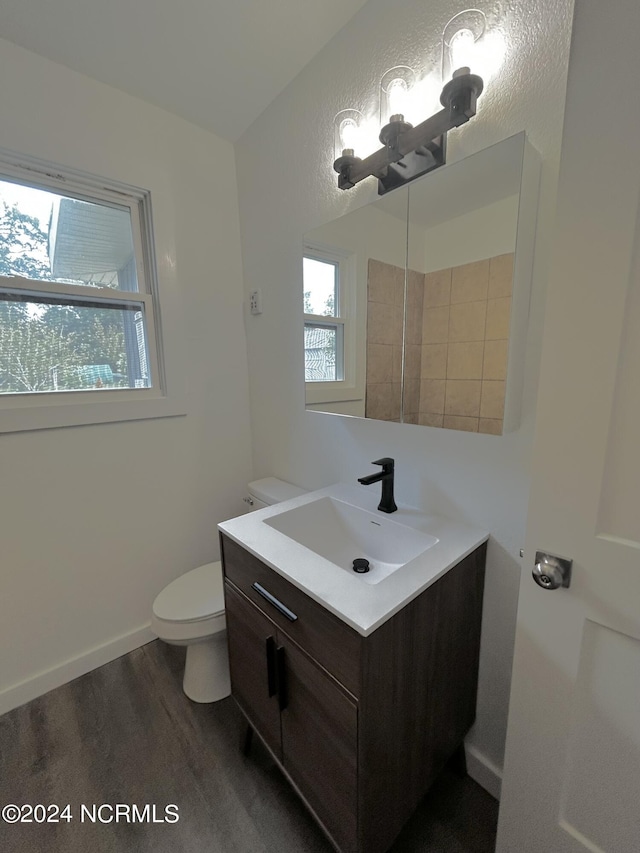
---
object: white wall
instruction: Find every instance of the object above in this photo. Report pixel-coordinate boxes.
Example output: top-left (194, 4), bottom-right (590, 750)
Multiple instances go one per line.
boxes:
top-left (0, 38), bottom-right (253, 712)
top-left (235, 0), bottom-right (574, 796)
top-left (420, 195), bottom-right (520, 273)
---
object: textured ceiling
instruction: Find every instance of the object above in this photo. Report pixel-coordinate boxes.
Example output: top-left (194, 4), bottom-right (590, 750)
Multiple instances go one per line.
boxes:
top-left (0, 0), bottom-right (369, 141)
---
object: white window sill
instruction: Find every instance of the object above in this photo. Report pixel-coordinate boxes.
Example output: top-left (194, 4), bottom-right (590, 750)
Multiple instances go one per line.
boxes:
top-left (305, 382), bottom-right (364, 405)
top-left (0, 389), bottom-right (186, 433)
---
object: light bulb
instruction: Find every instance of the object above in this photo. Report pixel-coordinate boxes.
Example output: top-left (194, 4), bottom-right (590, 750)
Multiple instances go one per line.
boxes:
top-left (339, 118), bottom-right (359, 152)
top-left (387, 78), bottom-right (409, 118)
top-left (380, 66), bottom-right (416, 126)
top-left (333, 109), bottom-right (364, 161)
top-left (449, 28), bottom-right (476, 71)
top-left (442, 9), bottom-right (487, 80)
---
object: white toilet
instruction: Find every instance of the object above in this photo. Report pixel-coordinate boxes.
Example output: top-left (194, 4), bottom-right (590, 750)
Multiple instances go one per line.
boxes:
top-left (151, 478), bottom-right (306, 703)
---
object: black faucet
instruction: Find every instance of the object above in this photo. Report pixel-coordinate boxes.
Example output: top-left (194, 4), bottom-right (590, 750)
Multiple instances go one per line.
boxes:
top-left (358, 458), bottom-right (397, 513)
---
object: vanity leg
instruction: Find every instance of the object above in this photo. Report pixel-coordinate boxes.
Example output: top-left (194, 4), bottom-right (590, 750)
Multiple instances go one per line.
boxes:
top-left (448, 743), bottom-right (467, 778)
top-left (242, 723), bottom-right (254, 756)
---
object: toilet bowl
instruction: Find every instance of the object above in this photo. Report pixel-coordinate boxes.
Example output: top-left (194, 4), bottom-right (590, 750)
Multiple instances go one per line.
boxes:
top-left (151, 477), bottom-right (306, 703)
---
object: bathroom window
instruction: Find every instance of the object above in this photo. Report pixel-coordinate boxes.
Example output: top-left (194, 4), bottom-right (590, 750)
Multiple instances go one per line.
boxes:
top-left (0, 154), bottom-right (182, 432)
top-left (303, 245), bottom-right (357, 404)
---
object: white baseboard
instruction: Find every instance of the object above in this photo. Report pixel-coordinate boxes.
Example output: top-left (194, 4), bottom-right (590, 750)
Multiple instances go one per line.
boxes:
top-left (0, 623), bottom-right (155, 717)
top-left (465, 743), bottom-right (503, 801)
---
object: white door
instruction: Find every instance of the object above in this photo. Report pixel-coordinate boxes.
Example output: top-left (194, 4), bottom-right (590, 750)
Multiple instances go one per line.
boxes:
top-left (496, 1), bottom-right (640, 851)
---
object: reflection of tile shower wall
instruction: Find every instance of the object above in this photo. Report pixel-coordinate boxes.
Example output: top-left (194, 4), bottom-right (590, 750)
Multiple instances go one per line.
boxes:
top-left (402, 269), bottom-right (424, 424)
top-left (365, 259), bottom-right (404, 421)
top-left (366, 254), bottom-right (514, 432)
top-left (420, 254), bottom-right (513, 434)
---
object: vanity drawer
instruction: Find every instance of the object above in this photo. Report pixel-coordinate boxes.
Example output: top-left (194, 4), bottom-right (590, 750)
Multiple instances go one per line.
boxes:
top-left (220, 534), bottom-right (361, 697)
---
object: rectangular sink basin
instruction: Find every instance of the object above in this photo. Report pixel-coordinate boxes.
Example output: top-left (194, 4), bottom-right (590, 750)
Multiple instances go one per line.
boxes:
top-left (264, 496), bottom-right (438, 585)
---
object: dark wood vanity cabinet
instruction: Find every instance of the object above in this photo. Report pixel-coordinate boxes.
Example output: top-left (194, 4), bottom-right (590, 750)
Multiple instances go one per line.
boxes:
top-left (220, 533), bottom-right (487, 853)
top-left (224, 584), bottom-right (282, 758)
top-left (225, 584), bottom-right (358, 851)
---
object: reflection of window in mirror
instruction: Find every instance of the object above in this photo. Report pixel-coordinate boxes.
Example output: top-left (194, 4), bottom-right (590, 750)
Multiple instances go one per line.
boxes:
top-left (303, 245), bottom-right (355, 404)
top-left (303, 253), bottom-right (342, 381)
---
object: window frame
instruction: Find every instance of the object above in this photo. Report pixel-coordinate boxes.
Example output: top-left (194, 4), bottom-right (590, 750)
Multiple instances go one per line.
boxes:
top-left (303, 242), bottom-right (361, 405)
top-left (0, 151), bottom-right (184, 433)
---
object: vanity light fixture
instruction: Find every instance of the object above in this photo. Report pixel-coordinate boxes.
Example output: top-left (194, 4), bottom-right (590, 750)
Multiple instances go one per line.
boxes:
top-left (333, 14), bottom-right (485, 195)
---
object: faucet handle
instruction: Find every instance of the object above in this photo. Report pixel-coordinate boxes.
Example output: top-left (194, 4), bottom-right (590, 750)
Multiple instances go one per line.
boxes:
top-left (372, 457), bottom-right (394, 469)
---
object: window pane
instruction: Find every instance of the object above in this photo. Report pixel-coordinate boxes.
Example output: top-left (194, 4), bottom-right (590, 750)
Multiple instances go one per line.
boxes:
top-left (304, 323), bottom-right (343, 382)
top-left (0, 294), bottom-right (151, 394)
top-left (0, 178), bottom-right (139, 291)
top-left (303, 256), bottom-right (337, 317)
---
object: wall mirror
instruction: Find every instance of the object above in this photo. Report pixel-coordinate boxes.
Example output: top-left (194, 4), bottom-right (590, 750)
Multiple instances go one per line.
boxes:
top-left (303, 132), bottom-right (539, 433)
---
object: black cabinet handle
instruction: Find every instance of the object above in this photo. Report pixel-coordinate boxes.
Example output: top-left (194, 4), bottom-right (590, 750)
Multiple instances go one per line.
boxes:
top-left (276, 646), bottom-right (287, 711)
top-left (252, 582), bottom-right (298, 622)
top-left (266, 636), bottom-right (277, 697)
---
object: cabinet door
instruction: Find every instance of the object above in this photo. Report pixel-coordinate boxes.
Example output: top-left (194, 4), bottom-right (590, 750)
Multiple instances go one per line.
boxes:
top-left (224, 584), bottom-right (281, 760)
top-left (279, 637), bottom-right (358, 853)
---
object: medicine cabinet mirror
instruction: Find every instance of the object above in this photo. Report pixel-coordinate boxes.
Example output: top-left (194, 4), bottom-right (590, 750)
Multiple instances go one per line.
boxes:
top-left (303, 132), bottom-right (539, 434)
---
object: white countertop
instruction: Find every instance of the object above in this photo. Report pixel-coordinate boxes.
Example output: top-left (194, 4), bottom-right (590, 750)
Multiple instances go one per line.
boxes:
top-left (218, 483), bottom-right (489, 637)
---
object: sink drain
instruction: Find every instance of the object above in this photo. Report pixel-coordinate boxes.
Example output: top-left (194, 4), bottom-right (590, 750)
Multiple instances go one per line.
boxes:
top-left (352, 558), bottom-right (370, 574)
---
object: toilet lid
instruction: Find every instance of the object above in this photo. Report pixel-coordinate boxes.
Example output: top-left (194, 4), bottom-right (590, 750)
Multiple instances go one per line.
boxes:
top-left (153, 562), bottom-right (225, 622)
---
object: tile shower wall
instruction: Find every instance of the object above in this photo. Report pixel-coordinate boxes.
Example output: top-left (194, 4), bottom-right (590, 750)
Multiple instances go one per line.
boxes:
top-left (366, 253), bottom-right (514, 431)
top-left (421, 254), bottom-right (514, 434)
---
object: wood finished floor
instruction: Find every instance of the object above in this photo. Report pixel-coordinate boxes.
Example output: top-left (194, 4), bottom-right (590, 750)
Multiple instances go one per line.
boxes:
top-left (0, 641), bottom-right (498, 853)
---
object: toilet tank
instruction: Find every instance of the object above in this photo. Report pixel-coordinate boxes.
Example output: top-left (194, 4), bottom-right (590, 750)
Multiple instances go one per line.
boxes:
top-left (246, 477), bottom-right (307, 510)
